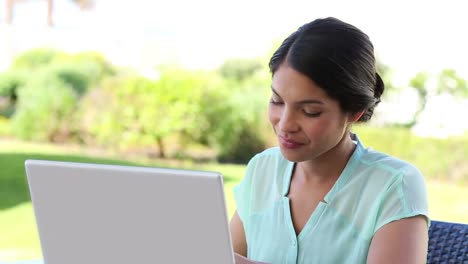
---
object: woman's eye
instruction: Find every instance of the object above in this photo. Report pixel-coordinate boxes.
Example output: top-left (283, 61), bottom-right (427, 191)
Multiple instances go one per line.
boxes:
top-left (303, 110), bottom-right (322, 117)
top-left (270, 99), bottom-right (283, 105)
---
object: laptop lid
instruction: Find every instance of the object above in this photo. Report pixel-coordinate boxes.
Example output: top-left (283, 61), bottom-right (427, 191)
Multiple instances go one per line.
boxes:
top-left (24, 159), bottom-right (235, 264)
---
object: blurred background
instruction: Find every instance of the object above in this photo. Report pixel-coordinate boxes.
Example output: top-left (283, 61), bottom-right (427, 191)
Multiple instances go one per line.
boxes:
top-left (1, 0), bottom-right (467, 261)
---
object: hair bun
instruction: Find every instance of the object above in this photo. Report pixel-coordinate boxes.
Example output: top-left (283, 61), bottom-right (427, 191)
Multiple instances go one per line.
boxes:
top-left (374, 72), bottom-right (385, 101)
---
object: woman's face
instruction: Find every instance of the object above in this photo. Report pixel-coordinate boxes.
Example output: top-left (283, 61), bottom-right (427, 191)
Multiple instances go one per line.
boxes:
top-left (268, 63), bottom-right (354, 162)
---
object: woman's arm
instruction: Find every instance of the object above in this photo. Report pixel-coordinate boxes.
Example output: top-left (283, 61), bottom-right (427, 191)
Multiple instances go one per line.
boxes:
top-left (367, 215), bottom-right (428, 264)
top-left (230, 210), bottom-right (248, 257)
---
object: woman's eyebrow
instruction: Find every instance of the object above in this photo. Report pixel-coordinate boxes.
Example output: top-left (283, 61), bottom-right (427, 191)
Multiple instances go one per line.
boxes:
top-left (271, 87), bottom-right (324, 105)
top-left (297, 99), bottom-right (324, 105)
top-left (271, 87), bottom-right (281, 98)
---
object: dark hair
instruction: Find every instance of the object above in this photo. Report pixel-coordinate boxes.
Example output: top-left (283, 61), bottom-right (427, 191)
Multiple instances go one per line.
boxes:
top-left (269, 17), bottom-right (384, 122)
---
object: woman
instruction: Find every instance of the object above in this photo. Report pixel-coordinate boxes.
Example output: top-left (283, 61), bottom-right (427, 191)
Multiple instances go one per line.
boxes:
top-left (230, 17), bottom-right (429, 263)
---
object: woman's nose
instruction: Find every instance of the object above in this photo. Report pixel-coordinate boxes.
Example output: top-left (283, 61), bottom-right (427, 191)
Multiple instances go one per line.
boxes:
top-left (278, 109), bottom-right (299, 133)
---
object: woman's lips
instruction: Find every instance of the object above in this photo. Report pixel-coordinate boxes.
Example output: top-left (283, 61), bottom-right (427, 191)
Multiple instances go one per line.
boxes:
top-left (279, 136), bottom-right (304, 149)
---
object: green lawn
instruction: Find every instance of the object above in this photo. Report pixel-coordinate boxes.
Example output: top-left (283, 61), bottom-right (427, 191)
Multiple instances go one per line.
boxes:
top-left (1, 139), bottom-right (467, 261)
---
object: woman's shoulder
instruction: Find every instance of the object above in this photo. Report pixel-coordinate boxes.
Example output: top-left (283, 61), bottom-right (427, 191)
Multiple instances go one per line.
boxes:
top-left (360, 147), bottom-right (421, 175)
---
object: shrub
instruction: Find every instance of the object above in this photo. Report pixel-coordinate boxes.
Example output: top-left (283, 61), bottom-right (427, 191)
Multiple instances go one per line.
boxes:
top-left (0, 70), bottom-right (27, 100)
top-left (191, 68), bottom-right (271, 163)
top-left (11, 49), bottom-right (116, 95)
top-left (11, 73), bottom-right (78, 141)
top-left (76, 69), bottom-right (205, 157)
top-left (57, 51), bottom-right (116, 85)
top-left (11, 48), bottom-right (66, 70)
top-left (0, 70), bottom-right (27, 118)
top-left (8, 48), bottom-right (117, 142)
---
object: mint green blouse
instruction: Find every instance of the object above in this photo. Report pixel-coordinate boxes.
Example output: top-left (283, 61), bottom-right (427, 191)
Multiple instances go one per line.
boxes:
top-left (234, 134), bottom-right (429, 264)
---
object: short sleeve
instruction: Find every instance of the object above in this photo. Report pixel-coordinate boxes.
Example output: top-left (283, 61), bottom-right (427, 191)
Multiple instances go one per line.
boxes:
top-left (233, 155), bottom-right (258, 222)
top-left (374, 165), bottom-right (430, 233)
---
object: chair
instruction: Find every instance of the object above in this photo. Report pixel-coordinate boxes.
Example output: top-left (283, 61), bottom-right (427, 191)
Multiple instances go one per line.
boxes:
top-left (427, 220), bottom-right (468, 263)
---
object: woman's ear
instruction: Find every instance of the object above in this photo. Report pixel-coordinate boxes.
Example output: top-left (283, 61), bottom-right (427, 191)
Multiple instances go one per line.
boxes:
top-left (348, 111), bottom-right (365, 123)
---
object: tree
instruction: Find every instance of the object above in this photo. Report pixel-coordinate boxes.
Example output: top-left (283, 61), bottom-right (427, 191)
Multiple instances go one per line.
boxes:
top-left (83, 68), bottom-right (211, 158)
top-left (437, 69), bottom-right (468, 97)
top-left (138, 69), bottom-right (204, 158)
top-left (408, 72), bottom-right (431, 128)
top-left (407, 69), bottom-right (467, 128)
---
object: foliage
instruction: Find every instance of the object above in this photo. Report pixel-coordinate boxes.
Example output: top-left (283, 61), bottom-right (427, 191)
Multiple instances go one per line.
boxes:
top-left (0, 70), bottom-right (26, 100)
top-left (76, 75), bottom-right (150, 150)
top-left (11, 73), bottom-right (78, 141)
top-left (11, 48), bottom-right (66, 70)
top-left (43, 62), bottom-right (94, 96)
top-left (0, 70), bottom-right (27, 118)
top-left (217, 126), bottom-right (267, 163)
top-left (407, 70), bottom-right (468, 128)
top-left (11, 48), bottom-right (114, 95)
top-left (216, 77), bottom-right (271, 163)
top-left (195, 60), bottom-right (271, 163)
top-left (78, 68), bottom-right (211, 157)
top-left (218, 57), bottom-right (265, 82)
top-left (5, 48), bottom-right (117, 142)
top-left (406, 71), bottom-right (430, 128)
top-left (437, 69), bottom-right (468, 96)
top-left (58, 51), bottom-right (116, 84)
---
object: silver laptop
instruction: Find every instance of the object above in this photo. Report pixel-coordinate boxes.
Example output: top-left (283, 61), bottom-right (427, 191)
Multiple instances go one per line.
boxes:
top-left (24, 159), bottom-right (235, 264)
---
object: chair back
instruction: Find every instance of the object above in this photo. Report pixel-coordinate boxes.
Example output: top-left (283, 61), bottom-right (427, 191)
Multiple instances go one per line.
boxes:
top-left (427, 220), bottom-right (468, 263)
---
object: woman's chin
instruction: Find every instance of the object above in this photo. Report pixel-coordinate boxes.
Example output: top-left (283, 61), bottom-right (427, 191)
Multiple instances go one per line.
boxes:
top-left (279, 147), bottom-right (308, 162)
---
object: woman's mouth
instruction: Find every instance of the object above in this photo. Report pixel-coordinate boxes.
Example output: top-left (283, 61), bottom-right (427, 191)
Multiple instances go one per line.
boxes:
top-left (279, 136), bottom-right (304, 149)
